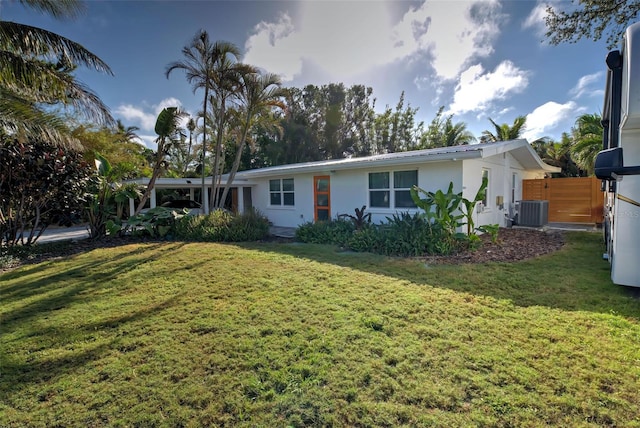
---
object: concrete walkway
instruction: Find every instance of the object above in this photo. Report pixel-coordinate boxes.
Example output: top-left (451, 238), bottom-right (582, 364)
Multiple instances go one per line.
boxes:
top-left (269, 226), bottom-right (296, 238)
top-left (37, 225), bottom-right (90, 243)
top-left (511, 222), bottom-right (600, 233)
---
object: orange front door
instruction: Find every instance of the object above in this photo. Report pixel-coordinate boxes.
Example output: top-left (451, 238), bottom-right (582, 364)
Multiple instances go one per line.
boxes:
top-left (314, 176), bottom-right (330, 221)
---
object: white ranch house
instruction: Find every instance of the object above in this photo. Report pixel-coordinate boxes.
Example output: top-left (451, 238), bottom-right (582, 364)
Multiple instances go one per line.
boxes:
top-left (128, 139), bottom-right (560, 229)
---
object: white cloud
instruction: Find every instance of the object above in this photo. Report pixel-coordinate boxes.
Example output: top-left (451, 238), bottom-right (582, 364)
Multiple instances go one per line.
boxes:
top-left (245, 3), bottom-right (395, 80)
top-left (114, 97), bottom-right (186, 149)
top-left (522, 101), bottom-right (583, 141)
top-left (115, 104), bottom-right (157, 131)
top-left (400, 0), bottom-right (504, 80)
top-left (569, 72), bottom-right (604, 98)
top-left (497, 107), bottom-right (515, 116)
top-left (243, 13), bottom-right (302, 80)
top-left (448, 61), bottom-right (529, 115)
top-left (137, 134), bottom-right (157, 149)
top-left (522, 2), bottom-right (549, 36)
top-left (244, 0), bottom-right (504, 82)
top-left (115, 97), bottom-right (184, 132)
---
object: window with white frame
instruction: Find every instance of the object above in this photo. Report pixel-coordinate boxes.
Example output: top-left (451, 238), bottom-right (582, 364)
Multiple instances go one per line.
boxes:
top-left (269, 178), bottom-right (294, 206)
top-left (511, 173), bottom-right (517, 202)
top-left (481, 168), bottom-right (490, 208)
top-left (369, 170), bottom-right (417, 208)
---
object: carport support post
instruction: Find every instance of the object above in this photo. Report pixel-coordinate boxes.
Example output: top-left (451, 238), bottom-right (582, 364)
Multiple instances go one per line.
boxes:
top-left (237, 186), bottom-right (244, 214)
top-left (202, 188), bottom-right (209, 214)
top-left (150, 188), bottom-right (157, 209)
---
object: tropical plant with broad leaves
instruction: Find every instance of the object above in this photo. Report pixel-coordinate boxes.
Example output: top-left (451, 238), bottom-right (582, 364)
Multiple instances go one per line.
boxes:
top-left (86, 153), bottom-right (142, 239)
top-left (459, 176), bottom-right (488, 236)
top-left (338, 206), bottom-right (372, 230)
top-left (411, 182), bottom-right (464, 238)
top-left (411, 177), bottom-right (493, 250)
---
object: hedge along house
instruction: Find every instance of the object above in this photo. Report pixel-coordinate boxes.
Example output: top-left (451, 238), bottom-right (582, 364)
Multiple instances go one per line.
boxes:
top-left (128, 139), bottom-right (560, 229)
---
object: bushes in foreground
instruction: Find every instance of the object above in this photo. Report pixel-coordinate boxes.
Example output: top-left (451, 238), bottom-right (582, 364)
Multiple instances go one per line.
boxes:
top-left (296, 212), bottom-right (458, 257)
top-left (174, 209), bottom-right (270, 242)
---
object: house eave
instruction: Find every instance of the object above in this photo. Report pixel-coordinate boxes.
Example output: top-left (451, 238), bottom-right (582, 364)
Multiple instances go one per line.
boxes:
top-left (234, 149), bottom-right (482, 179)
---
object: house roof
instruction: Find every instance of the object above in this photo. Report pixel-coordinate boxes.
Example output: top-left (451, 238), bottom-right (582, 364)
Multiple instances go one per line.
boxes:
top-left (126, 139), bottom-right (559, 188)
top-left (234, 139), bottom-right (560, 179)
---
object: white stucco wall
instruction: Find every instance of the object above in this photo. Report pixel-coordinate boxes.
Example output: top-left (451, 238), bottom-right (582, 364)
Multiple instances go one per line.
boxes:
top-left (249, 161), bottom-right (463, 227)
top-left (462, 152), bottom-right (547, 227)
top-left (246, 151), bottom-right (550, 229)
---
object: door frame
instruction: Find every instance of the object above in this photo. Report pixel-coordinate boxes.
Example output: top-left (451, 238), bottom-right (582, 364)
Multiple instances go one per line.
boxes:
top-left (313, 175), bottom-right (331, 221)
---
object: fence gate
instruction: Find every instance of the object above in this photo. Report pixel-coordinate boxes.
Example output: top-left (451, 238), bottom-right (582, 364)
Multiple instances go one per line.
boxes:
top-left (522, 177), bottom-right (604, 224)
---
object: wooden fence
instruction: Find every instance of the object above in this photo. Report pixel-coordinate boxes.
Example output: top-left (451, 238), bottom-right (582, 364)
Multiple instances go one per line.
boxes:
top-left (522, 177), bottom-right (604, 224)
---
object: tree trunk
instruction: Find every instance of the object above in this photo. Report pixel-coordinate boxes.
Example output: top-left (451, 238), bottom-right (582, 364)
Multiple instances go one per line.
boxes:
top-left (219, 118), bottom-right (250, 210)
top-left (135, 141), bottom-right (164, 215)
top-left (211, 99), bottom-right (226, 209)
top-left (201, 87), bottom-right (209, 214)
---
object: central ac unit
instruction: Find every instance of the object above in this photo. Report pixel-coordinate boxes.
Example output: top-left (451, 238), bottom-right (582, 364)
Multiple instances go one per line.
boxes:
top-left (518, 200), bottom-right (549, 227)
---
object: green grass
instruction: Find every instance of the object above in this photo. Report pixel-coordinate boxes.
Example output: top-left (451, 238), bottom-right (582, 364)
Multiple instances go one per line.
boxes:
top-left (1, 232), bottom-right (639, 427)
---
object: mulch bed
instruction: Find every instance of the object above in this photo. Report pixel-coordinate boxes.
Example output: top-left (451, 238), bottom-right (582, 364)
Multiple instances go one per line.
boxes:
top-left (421, 227), bottom-right (566, 265)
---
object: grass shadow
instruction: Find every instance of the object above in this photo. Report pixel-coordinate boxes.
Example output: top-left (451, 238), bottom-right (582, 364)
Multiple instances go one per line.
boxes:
top-left (242, 232), bottom-right (640, 320)
top-left (1, 294), bottom-right (184, 398)
top-left (1, 242), bottom-right (187, 333)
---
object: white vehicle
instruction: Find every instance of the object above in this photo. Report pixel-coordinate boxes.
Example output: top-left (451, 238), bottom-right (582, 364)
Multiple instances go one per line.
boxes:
top-left (596, 22), bottom-right (640, 287)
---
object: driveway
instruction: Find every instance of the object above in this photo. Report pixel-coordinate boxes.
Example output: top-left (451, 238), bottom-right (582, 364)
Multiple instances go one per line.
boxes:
top-left (37, 225), bottom-right (90, 243)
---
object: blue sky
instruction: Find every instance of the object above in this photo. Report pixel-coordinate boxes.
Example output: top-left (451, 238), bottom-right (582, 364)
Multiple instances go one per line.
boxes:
top-left (3, 0), bottom-right (613, 148)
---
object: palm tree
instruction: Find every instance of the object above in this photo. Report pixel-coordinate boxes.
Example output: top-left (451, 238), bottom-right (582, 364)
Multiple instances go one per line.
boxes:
top-left (532, 135), bottom-right (583, 177)
top-left (442, 119), bottom-right (476, 146)
top-left (207, 43), bottom-right (252, 209)
top-left (165, 32), bottom-right (247, 212)
top-left (114, 119), bottom-right (140, 144)
top-left (219, 72), bottom-right (286, 207)
top-left (1, 1), bottom-right (114, 147)
top-left (570, 113), bottom-right (603, 175)
top-left (166, 30), bottom-right (218, 213)
top-left (184, 117), bottom-right (197, 176)
top-left (135, 107), bottom-right (186, 214)
top-left (480, 116), bottom-right (527, 143)
top-left (420, 107), bottom-right (475, 148)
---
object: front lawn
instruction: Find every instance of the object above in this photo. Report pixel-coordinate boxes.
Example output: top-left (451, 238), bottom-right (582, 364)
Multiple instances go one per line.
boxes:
top-left (1, 232), bottom-right (639, 427)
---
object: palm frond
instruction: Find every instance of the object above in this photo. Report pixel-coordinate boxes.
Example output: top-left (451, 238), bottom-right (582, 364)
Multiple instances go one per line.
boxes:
top-left (0, 90), bottom-right (82, 149)
top-left (1, 51), bottom-right (113, 125)
top-left (0, 21), bottom-right (112, 74)
top-left (18, 0), bottom-right (85, 20)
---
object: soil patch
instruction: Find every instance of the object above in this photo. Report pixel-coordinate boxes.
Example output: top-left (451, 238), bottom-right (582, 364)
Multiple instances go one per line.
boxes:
top-left (422, 227), bottom-right (566, 265)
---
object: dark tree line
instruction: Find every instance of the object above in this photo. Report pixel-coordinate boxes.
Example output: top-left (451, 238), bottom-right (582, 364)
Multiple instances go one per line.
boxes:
top-left (223, 83), bottom-right (475, 172)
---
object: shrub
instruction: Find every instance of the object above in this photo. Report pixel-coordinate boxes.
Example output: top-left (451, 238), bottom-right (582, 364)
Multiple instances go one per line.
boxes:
top-left (295, 219), bottom-right (355, 246)
top-left (295, 212), bottom-right (458, 257)
top-left (174, 209), bottom-right (270, 242)
top-left (126, 207), bottom-right (184, 239)
top-left (379, 212), bottom-right (455, 256)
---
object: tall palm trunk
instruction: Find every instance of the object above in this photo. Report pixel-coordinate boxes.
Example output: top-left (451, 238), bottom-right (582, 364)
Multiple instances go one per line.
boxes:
top-left (219, 114), bottom-right (251, 208)
top-left (211, 98), bottom-right (226, 209)
top-left (201, 87), bottom-right (209, 213)
top-left (135, 143), bottom-right (165, 215)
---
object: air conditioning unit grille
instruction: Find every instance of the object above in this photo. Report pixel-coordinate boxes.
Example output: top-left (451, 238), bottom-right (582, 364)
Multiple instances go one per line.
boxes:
top-left (518, 200), bottom-right (549, 227)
